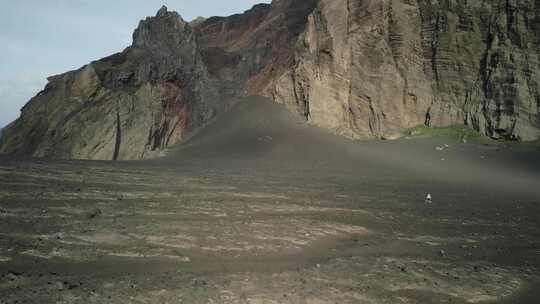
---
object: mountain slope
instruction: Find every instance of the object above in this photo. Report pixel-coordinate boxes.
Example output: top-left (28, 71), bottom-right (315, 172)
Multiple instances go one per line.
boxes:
top-left (1, 0), bottom-right (539, 160)
top-left (159, 96), bottom-right (540, 195)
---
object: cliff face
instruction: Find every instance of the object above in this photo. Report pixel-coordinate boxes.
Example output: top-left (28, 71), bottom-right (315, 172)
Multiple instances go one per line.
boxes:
top-left (1, 0), bottom-right (539, 159)
top-left (0, 9), bottom-right (223, 160)
top-left (271, 0), bottom-right (540, 140)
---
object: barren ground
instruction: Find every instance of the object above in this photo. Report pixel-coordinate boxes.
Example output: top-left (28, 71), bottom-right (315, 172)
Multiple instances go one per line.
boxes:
top-left (0, 98), bottom-right (539, 303)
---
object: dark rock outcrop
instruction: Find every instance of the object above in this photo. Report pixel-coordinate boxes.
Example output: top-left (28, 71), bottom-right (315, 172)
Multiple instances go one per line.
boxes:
top-left (1, 0), bottom-right (539, 159)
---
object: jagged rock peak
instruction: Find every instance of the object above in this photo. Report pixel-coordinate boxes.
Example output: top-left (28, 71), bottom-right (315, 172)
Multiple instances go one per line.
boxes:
top-left (152, 5), bottom-right (185, 22)
top-left (132, 6), bottom-right (189, 49)
top-left (248, 3), bottom-right (272, 12)
top-left (2, 0), bottom-right (539, 160)
top-left (189, 16), bottom-right (206, 26)
top-left (156, 5), bottom-right (168, 17)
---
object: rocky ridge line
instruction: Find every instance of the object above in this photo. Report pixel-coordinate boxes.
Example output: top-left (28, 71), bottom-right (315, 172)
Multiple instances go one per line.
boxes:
top-left (1, 0), bottom-right (538, 160)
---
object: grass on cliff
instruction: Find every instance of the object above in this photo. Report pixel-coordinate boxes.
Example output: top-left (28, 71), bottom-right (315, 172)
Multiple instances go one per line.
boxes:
top-left (404, 125), bottom-right (540, 151)
top-left (403, 124), bottom-right (490, 143)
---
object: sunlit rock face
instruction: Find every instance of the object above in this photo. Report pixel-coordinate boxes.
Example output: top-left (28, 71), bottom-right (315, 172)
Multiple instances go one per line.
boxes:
top-left (1, 1), bottom-right (539, 159)
top-left (0, 7), bottom-right (222, 160)
top-left (271, 0), bottom-right (540, 141)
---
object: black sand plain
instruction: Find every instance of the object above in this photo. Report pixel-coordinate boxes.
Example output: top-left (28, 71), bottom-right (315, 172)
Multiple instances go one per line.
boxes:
top-left (0, 97), bottom-right (539, 303)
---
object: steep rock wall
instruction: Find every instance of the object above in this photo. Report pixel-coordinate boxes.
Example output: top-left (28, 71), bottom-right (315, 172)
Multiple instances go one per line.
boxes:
top-left (1, 0), bottom-right (539, 160)
top-left (270, 0), bottom-right (540, 140)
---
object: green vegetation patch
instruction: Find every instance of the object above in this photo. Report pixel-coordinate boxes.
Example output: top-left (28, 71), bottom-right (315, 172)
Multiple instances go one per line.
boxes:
top-left (404, 125), bottom-right (539, 150)
top-left (403, 125), bottom-right (488, 142)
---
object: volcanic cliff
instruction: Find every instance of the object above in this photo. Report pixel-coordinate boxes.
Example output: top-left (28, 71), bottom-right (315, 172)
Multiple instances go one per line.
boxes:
top-left (1, 0), bottom-right (539, 160)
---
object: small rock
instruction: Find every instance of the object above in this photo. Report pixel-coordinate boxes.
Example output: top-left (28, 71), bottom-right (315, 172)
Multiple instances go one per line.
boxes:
top-left (88, 208), bottom-right (102, 219)
top-left (7, 270), bottom-right (23, 281)
top-left (53, 232), bottom-right (65, 240)
top-left (193, 279), bottom-right (207, 287)
top-left (156, 5), bottom-right (168, 17)
top-left (68, 282), bottom-right (82, 290)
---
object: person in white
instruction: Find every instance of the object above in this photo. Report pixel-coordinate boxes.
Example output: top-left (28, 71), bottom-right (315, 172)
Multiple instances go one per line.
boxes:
top-left (425, 193), bottom-right (432, 204)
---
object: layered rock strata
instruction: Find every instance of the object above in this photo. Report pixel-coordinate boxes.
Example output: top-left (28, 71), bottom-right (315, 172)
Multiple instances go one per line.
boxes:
top-left (1, 0), bottom-right (539, 159)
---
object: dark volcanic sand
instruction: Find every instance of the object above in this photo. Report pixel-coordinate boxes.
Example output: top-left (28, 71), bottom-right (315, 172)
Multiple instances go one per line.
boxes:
top-left (0, 97), bottom-right (539, 303)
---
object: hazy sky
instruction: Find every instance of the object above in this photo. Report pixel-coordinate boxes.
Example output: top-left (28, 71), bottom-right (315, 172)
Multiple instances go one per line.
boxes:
top-left (0, 0), bottom-right (271, 128)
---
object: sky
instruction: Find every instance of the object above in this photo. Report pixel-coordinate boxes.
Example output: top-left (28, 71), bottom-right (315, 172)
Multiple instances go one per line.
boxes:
top-left (0, 0), bottom-right (271, 128)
